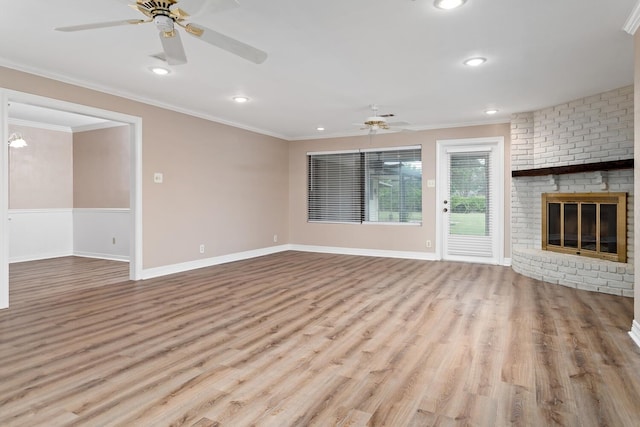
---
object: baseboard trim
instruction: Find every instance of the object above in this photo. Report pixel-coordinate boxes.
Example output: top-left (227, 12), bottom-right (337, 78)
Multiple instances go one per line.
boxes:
top-left (141, 244), bottom-right (441, 280)
top-left (289, 244), bottom-right (439, 261)
top-left (73, 252), bottom-right (130, 262)
top-left (9, 251), bottom-right (74, 264)
top-left (630, 320), bottom-right (640, 349)
top-left (503, 257), bottom-right (512, 267)
top-left (141, 245), bottom-right (292, 280)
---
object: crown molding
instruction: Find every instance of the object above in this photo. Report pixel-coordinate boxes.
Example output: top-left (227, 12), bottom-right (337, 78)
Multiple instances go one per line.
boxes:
top-left (623, 0), bottom-right (640, 35)
top-left (291, 118), bottom-right (510, 141)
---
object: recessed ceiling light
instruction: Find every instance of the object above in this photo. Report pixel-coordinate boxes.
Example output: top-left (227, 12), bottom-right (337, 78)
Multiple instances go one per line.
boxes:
top-left (232, 96), bottom-right (250, 103)
top-left (485, 109), bottom-right (499, 115)
top-left (317, 127), bottom-right (325, 131)
top-left (434, 0), bottom-right (467, 10)
top-left (464, 57), bottom-right (486, 67)
top-left (150, 66), bottom-right (171, 76)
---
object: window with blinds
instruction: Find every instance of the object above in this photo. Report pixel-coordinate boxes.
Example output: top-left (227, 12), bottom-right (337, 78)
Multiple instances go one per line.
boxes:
top-left (307, 146), bottom-right (422, 224)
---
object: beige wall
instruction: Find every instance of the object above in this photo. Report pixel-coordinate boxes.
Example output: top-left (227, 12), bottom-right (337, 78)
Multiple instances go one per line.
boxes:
top-left (73, 126), bottom-right (130, 208)
top-left (289, 124), bottom-right (511, 257)
top-left (0, 66), bottom-right (290, 269)
top-left (8, 124), bottom-right (73, 209)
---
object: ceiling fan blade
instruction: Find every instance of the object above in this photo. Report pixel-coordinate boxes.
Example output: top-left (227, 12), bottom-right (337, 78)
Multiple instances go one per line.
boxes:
top-left (55, 19), bottom-right (147, 32)
top-left (159, 30), bottom-right (188, 65)
top-left (387, 121), bottom-right (410, 126)
top-left (184, 23), bottom-right (267, 64)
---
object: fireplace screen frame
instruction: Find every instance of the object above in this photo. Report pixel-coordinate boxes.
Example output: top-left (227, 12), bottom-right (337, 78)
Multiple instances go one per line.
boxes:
top-left (541, 192), bottom-right (627, 263)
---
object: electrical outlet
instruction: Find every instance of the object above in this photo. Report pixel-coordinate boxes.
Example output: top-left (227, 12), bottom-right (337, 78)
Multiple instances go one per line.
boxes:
top-left (273, 234), bottom-right (278, 243)
top-left (426, 240), bottom-right (432, 248)
top-left (199, 244), bottom-right (205, 254)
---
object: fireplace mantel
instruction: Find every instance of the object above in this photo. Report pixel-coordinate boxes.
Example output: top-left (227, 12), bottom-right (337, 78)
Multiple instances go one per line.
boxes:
top-left (511, 159), bottom-right (633, 178)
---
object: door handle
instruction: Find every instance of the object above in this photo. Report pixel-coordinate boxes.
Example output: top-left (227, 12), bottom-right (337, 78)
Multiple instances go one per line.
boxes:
top-left (443, 208), bottom-right (448, 213)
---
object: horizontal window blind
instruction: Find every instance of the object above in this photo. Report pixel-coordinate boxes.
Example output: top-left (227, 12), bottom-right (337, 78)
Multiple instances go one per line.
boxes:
top-left (308, 152), bottom-right (363, 222)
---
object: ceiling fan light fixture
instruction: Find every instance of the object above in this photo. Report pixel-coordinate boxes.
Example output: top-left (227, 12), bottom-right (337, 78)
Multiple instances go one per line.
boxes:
top-left (485, 109), bottom-right (499, 115)
top-left (232, 96), bottom-right (250, 103)
top-left (434, 0), bottom-right (467, 10)
top-left (464, 57), bottom-right (486, 67)
top-left (150, 66), bottom-right (171, 75)
top-left (8, 133), bottom-right (28, 148)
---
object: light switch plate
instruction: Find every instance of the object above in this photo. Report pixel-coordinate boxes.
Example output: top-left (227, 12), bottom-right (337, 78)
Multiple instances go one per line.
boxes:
top-left (427, 179), bottom-right (436, 188)
top-left (154, 172), bottom-right (163, 184)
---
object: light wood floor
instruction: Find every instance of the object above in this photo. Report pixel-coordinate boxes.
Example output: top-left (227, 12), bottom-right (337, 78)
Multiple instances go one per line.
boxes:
top-left (1, 253), bottom-right (639, 426)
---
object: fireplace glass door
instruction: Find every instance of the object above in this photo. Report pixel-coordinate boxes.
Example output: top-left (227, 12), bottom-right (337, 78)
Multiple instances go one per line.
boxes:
top-left (542, 193), bottom-right (626, 262)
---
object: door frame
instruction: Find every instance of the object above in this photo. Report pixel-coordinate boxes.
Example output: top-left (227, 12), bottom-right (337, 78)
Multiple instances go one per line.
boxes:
top-left (0, 89), bottom-right (143, 309)
top-left (435, 136), bottom-right (505, 265)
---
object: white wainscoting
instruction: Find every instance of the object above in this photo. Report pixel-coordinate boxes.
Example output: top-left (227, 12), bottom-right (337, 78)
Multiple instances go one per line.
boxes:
top-left (8, 209), bottom-right (74, 263)
top-left (8, 208), bottom-right (130, 263)
top-left (73, 209), bottom-right (130, 261)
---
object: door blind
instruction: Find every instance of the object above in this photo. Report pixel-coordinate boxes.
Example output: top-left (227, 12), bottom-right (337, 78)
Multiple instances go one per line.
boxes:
top-left (447, 151), bottom-right (494, 257)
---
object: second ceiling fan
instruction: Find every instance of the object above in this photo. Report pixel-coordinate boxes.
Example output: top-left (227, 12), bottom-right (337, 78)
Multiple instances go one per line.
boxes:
top-left (357, 104), bottom-right (412, 135)
top-left (55, 0), bottom-right (267, 65)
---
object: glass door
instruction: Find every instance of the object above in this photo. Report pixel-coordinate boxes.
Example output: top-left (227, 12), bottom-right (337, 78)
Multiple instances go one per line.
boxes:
top-left (438, 139), bottom-right (503, 264)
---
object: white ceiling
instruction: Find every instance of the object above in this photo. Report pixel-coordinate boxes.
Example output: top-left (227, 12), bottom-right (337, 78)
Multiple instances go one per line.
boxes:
top-left (0, 0), bottom-right (636, 140)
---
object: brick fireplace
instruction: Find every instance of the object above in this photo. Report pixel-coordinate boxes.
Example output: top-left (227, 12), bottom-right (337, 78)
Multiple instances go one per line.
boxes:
top-left (510, 86), bottom-right (634, 297)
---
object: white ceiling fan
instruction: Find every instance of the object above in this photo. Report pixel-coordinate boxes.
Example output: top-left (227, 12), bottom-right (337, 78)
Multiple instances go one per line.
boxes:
top-left (55, 0), bottom-right (267, 65)
top-left (356, 104), bottom-right (411, 135)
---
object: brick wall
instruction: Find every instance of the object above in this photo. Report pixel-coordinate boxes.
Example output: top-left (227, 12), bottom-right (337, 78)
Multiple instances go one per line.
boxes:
top-left (511, 112), bottom-right (534, 170)
top-left (510, 86), bottom-right (634, 297)
top-left (512, 85), bottom-right (633, 170)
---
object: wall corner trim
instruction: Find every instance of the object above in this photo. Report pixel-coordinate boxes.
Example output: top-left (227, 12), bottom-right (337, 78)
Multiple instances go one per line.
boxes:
top-left (630, 320), bottom-right (640, 349)
top-left (623, 0), bottom-right (640, 35)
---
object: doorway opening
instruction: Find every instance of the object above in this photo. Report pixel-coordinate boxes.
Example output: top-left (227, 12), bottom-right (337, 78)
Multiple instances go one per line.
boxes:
top-left (1, 90), bottom-right (142, 309)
